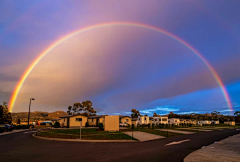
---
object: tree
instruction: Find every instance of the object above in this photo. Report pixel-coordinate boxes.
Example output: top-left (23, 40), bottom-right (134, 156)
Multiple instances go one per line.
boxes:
top-left (17, 118), bottom-right (21, 125)
top-left (153, 112), bottom-right (157, 117)
top-left (67, 101), bottom-right (97, 116)
top-left (0, 102), bottom-right (12, 124)
top-left (67, 106), bottom-right (73, 115)
top-left (234, 111), bottom-right (240, 123)
top-left (168, 112), bottom-right (179, 118)
top-left (131, 109), bottom-right (140, 118)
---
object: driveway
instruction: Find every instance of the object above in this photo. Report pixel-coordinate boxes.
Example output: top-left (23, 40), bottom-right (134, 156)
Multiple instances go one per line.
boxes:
top-left (123, 131), bottom-right (165, 141)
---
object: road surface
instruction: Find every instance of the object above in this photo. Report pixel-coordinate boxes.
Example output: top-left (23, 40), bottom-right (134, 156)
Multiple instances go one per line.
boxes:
top-left (0, 129), bottom-right (239, 162)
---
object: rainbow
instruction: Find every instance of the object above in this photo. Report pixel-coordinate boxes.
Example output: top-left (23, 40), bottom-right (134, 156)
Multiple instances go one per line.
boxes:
top-left (8, 22), bottom-right (233, 114)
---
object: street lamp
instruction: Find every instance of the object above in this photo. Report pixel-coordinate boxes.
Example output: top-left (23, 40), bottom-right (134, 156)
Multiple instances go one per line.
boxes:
top-left (28, 98), bottom-right (35, 125)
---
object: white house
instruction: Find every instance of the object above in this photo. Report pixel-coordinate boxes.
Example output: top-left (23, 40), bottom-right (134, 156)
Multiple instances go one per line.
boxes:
top-left (224, 121), bottom-right (235, 126)
top-left (150, 117), bottom-right (169, 125)
top-left (138, 116), bottom-right (149, 125)
top-left (197, 120), bottom-right (211, 125)
top-left (160, 117), bottom-right (168, 124)
top-left (211, 120), bottom-right (219, 124)
top-left (168, 118), bottom-right (180, 125)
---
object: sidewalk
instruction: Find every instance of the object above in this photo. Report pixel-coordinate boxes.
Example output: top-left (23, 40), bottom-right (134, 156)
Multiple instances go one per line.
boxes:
top-left (33, 134), bottom-right (136, 142)
top-left (184, 133), bottom-right (240, 162)
top-left (0, 129), bottom-right (28, 136)
top-left (123, 131), bottom-right (165, 141)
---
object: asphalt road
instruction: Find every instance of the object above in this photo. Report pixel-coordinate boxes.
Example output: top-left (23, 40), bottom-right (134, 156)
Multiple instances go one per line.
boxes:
top-left (0, 129), bottom-right (239, 162)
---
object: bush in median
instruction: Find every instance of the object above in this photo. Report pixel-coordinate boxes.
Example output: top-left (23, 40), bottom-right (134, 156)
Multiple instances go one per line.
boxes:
top-left (53, 121), bottom-right (60, 128)
top-left (98, 122), bottom-right (104, 130)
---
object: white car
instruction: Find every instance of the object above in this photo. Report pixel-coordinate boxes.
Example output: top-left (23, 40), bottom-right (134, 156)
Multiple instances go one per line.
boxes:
top-left (119, 122), bottom-right (128, 127)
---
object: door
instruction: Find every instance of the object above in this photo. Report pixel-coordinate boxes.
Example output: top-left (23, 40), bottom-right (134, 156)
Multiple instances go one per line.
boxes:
top-left (67, 118), bottom-right (70, 128)
top-left (96, 118), bottom-right (99, 127)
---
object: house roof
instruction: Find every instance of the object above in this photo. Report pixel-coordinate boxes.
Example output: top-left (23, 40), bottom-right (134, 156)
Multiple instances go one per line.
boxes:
top-left (59, 114), bottom-right (87, 118)
top-left (88, 115), bottom-right (108, 119)
top-left (119, 115), bottom-right (130, 119)
top-left (51, 119), bottom-right (60, 121)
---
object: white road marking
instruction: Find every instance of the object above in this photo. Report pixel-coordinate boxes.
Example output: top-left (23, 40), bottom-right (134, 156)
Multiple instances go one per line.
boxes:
top-left (164, 139), bottom-right (190, 146)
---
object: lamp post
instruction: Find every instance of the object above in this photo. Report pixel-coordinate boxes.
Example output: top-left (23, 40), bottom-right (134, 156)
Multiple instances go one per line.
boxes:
top-left (28, 98), bottom-right (35, 125)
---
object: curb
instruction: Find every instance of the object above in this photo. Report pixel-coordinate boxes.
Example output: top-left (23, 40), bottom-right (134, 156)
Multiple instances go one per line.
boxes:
top-left (32, 134), bottom-right (138, 143)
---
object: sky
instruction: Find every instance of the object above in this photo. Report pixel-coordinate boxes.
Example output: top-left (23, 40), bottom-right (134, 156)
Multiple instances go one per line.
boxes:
top-left (0, 0), bottom-right (240, 116)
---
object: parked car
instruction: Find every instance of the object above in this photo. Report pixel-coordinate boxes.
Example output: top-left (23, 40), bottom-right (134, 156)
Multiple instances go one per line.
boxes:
top-left (119, 122), bottom-right (128, 127)
top-left (0, 124), bottom-right (13, 132)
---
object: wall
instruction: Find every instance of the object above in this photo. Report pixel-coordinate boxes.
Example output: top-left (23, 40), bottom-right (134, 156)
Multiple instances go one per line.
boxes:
top-left (69, 115), bottom-right (88, 127)
top-left (139, 116), bottom-right (149, 125)
top-left (104, 115), bottom-right (119, 131)
top-left (120, 117), bottom-right (132, 125)
top-left (132, 120), bottom-right (137, 126)
top-left (88, 118), bottom-right (97, 126)
top-left (160, 117), bottom-right (168, 124)
top-left (59, 118), bottom-right (67, 127)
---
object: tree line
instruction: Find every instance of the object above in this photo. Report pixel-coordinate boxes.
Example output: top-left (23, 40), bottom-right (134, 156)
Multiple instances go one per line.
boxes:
top-left (131, 109), bottom-right (240, 123)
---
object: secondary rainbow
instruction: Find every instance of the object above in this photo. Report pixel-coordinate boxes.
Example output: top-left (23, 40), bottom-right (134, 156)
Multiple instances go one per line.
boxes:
top-left (8, 22), bottom-right (233, 114)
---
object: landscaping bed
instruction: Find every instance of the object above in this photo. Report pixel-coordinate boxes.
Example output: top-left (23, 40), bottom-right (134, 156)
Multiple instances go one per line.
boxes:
top-left (37, 128), bottom-right (137, 140)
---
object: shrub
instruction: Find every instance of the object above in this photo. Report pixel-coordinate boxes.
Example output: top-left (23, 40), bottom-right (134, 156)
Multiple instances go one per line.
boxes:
top-left (16, 125), bottom-right (22, 129)
top-left (21, 125), bottom-right (30, 129)
top-left (98, 122), bottom-right (104, 130)
top-left (53, 121), bottom-right (60, 128)
top-left (137, 124), bottom-right (140, 128)
top-left (0, 128), bottom-right (3, 133)
top-left (152, 123), bottom-right (155, 128)
top-left (85, 122), bottom-right (89, 127)
top-left (148, 123), bottom-right (150, 128)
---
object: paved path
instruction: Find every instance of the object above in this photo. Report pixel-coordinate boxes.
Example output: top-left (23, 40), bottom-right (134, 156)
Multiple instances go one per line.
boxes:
top-left (1, 129), bottom-right (239, 162)
top-left (184, 133), bottom-right (240, 162)
top-left (177, 128), bottom-right (212, 132)
top-left (123, 131), bottom-right (165, 141)
top-left (156, 129), bottom-right (195, 134)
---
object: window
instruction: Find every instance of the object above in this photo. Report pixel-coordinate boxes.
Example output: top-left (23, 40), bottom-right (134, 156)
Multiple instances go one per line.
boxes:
top-left (64, 118), bottom-right (65, 122)
top-left (162, 118), bottom-right (167, 121)
top-left (145, 117), bottom-right (146, 120)
top-left (126, 119), bottom-right (128, 122)
top-left (92, 119), bottom-right (93, 122)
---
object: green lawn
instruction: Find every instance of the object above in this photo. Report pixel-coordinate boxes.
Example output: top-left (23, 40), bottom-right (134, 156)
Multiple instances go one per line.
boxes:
top-left (37, 128), bottom-right (137, 140)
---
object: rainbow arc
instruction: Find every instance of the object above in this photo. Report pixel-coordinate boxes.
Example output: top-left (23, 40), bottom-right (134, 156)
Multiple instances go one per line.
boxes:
top-left (8, 22), bottom-right (233, 114)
